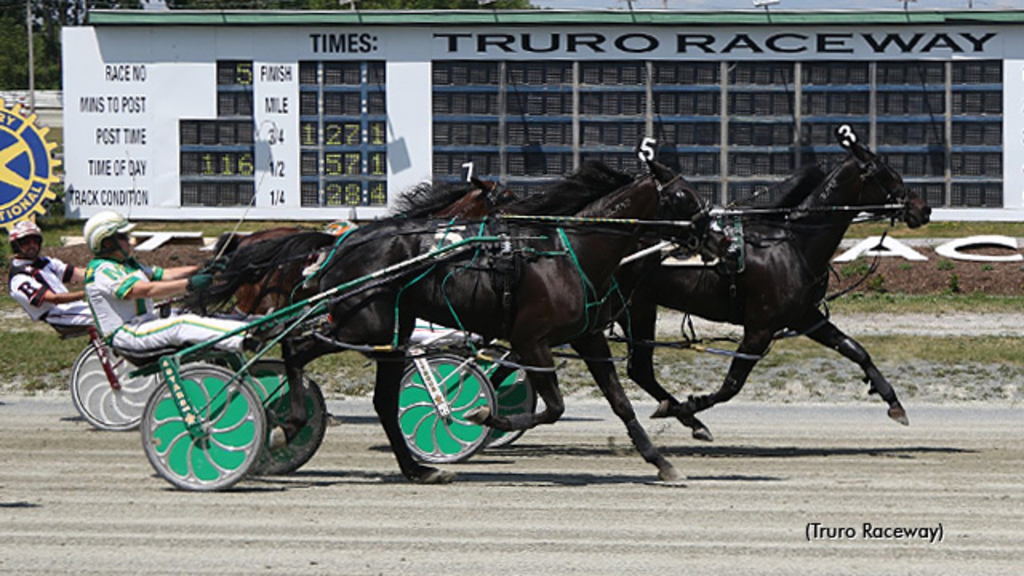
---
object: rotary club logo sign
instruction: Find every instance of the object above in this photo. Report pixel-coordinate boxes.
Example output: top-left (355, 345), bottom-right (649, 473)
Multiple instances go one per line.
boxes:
top-left (1, 96), bottom-right (59, 231)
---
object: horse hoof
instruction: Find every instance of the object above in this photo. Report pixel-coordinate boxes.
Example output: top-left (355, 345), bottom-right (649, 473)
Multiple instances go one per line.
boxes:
top-left (888, 407), bottom-right (910, 426)
top-left (415, 468), bottom-right (456, 485)
top-left (465, 406), bottom-right (491, 424)
top-left (658, 465), bottom-right (685, 484)
top-left (650, 400), bottom-right (672, 419)
top-left (692, 427), bottom-right (714, 442)
top-left (267, 426), bottom-right (288, 450)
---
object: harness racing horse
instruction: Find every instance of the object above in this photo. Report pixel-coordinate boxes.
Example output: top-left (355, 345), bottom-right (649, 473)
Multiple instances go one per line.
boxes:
top-left (211, 161), bottom-right (703, 483)
top-left (617, 126), bottom-right (931, 442)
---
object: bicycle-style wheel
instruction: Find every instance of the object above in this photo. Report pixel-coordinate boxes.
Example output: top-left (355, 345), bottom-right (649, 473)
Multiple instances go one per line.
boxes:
top-left (247, 360), bottom-right (328, 476)
top-left (141, 364), bottom-right (265, 491)
top-left (69, 344), bottom-right (158, 432)
top-left (485, 365), bottom-right (536, 448)
top-left (398, 354), bottom-right (494, 464)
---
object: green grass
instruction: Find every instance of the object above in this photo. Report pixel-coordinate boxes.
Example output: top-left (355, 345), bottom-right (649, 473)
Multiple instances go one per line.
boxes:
top-left (849, 220), bottom-right (1024, 238)
top-left (827, 292), bottom-right (1024, 314)
top-left (760, 335), bottom-right (1024, 368)
top-left (0, 319), bottom-right (89, 392)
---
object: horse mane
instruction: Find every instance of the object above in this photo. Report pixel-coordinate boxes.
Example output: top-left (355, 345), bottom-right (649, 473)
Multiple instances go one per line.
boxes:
top-left (211, 232), bottom-right (242, 259)
top-left (188, 231), bottom-right (336, 313)
top-left (390, 181), bottom-right (477, 218)
top-left (771, 163), bottom-right (828, 208)
top-left (503, 160), bottom-right (635, 215)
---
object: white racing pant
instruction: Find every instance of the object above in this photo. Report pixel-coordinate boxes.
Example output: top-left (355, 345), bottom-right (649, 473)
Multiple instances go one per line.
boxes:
top-left (111, 313), bottom-right (247, 355)
top-left (43, 301), bottom-right (95, 331)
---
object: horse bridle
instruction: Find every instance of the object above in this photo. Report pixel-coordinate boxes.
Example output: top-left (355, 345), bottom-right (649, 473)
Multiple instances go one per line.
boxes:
top-left (854, 152), bottom-right (913, 222)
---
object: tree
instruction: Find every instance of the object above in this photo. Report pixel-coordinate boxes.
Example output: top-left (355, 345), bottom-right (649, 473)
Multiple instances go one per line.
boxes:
top-left (0, 1), bottom-right (142, 90)
top-left (166, 1), bottom-right (533, 11)
top-left (0, 0), bottom-right (533, 89)
top-left (0, 6), bottom-right (31, 89)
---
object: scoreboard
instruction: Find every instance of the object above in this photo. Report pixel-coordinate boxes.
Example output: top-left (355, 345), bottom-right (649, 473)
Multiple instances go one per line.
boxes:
top-left (61, 11), bottom-right (1024, 221)
top-left (63, 24), bottom-right (424, 221)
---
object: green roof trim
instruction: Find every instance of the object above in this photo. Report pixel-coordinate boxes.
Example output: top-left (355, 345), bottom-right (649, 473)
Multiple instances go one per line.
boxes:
top-left (86, 9), bottom-right (1024, 27)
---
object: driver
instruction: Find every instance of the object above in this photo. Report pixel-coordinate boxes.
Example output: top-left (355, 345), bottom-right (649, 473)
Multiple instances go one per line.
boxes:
top-left (7, 219), bottom-right (93, 332)
top-left (82, 210), bottom-right (248, 355)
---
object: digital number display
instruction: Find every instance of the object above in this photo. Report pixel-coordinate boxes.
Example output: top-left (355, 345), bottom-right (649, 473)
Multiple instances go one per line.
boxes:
top-left (180, 59), bottom-right (387, 209)
top-left (299, 60), bottom-right (387, 207)
top-left (218, 61), bottom-right (253, 86)
top-left (324, 152), bottom-right (362, 176)
top-left (321, 181), bottom-right (388, 206)
top-left (180, 62), bottom-right (258, 207)
top-left (181, 151), bottom-right (255, 177)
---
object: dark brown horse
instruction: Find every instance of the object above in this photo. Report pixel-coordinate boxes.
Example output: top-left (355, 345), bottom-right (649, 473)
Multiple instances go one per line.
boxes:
top-left (207, 161), bottom-right (704, 483)
top-left (190, 178), bottom-right (512, 316)
top-left (616, 127), bottom-right (932, 441)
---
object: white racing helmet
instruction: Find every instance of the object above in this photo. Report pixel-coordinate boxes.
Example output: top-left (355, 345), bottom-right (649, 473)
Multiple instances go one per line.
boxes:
top-left (9, 219), bottom-right (43, 247)
top-left (83, 210), bottom-right (136, 254)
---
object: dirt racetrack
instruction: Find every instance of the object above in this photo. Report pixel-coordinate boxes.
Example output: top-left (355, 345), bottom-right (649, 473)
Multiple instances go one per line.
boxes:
top-left (0, 396), bottom-right (1020, 575)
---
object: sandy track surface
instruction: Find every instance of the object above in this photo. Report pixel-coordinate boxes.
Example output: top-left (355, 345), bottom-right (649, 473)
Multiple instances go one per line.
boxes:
top-left (655, 310), bottom-right (1024, 338)
top-left (0, 396), bottom-right (1020, 575)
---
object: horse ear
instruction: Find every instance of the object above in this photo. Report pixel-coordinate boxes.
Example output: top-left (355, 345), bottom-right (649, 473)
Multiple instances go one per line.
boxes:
top-left (835, 124), bottom-right (875, 162)
top-left (648, 160), bottom-right (677, 185)
top-left (469, 175), bottom-right (492, 191)
top-left (634, 137), bottom-right (675, 183)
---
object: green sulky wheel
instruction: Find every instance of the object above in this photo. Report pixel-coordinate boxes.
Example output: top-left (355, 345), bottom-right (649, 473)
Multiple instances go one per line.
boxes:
top-left (483, 365), bottom-right (535, 448)
top-left (246, 360), bottom-right (328, 476)
top-left (398, 353), bottom-right (494, 464)
top-left (141, 364), bottom-right (266, 491)
top-left (69, 344), bottom-right (159, 432)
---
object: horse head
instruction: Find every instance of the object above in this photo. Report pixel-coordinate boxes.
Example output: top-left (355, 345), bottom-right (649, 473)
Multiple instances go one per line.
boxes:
top-left (638, 155), bottom-right (707, 222)
top-left (470, 175), bottom-right (517, 211)
top-left (826, 125), bottom-right (931, 229)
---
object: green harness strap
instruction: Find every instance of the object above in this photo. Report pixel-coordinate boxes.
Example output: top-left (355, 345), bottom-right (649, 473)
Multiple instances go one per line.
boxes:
top-left (556, 228), bottom-right (626, 340)
top-left (289, 226), bottom-right (358, 304)
top-left (391, 220), bottom-right (488, 349)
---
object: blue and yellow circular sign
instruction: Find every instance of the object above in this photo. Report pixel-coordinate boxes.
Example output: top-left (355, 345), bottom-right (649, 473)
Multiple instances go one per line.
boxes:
top-left (1, 97), bottom-right (59, 232)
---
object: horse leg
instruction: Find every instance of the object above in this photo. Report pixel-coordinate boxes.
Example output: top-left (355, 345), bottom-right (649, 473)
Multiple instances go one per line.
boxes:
top-left (269, 338), bottom-right (319, 448)
top-left (621, 306), bottom-right (713, 442)
top-left (373, 350), bottom-right (456, 484)
top-left (671, 329), bottom-right (774, 441)
top-left (798, 312), bottom-right (909, 425)
top-left (574, 332), bottom-right (681, 482)
top-left (466, 344), bottom-right (565, 430)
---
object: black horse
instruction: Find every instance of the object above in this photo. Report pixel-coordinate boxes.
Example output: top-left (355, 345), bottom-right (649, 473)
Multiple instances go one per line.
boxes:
top-left (207, 161), bottom-right (704, 483)
top-left (616, 128), bottom-right (932, 441)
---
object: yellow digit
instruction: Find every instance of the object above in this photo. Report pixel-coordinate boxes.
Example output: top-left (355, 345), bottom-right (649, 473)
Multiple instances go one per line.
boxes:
top-left (202, 153), bottom-right (215, 176)
top-left (370, 153), bottom-right (386, 175)
top-left (324, 183), bottom-right (341, 205)
top-left (370, 122), bottom-right (385, 145)
top-left (345, 123), bottom-right (361, 145)
top-left (238, 152), bottom-right (255, 176)
top-left (345, 153), bottom-right (360, 175)
top-left (345, 183), bottom-right (362, 205)
top-left (302, 123), bottom-right (318, 146)
top-left (369, 183), bottom-right (387, 205)
top-left (238, 62), bottom-right (253, 86)
top-left (221, 153), bottom-right (236, 176)
top-left (325, 123), bottom-right (342, 146)
top-left (325, 153), bottom-right (342, 175)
